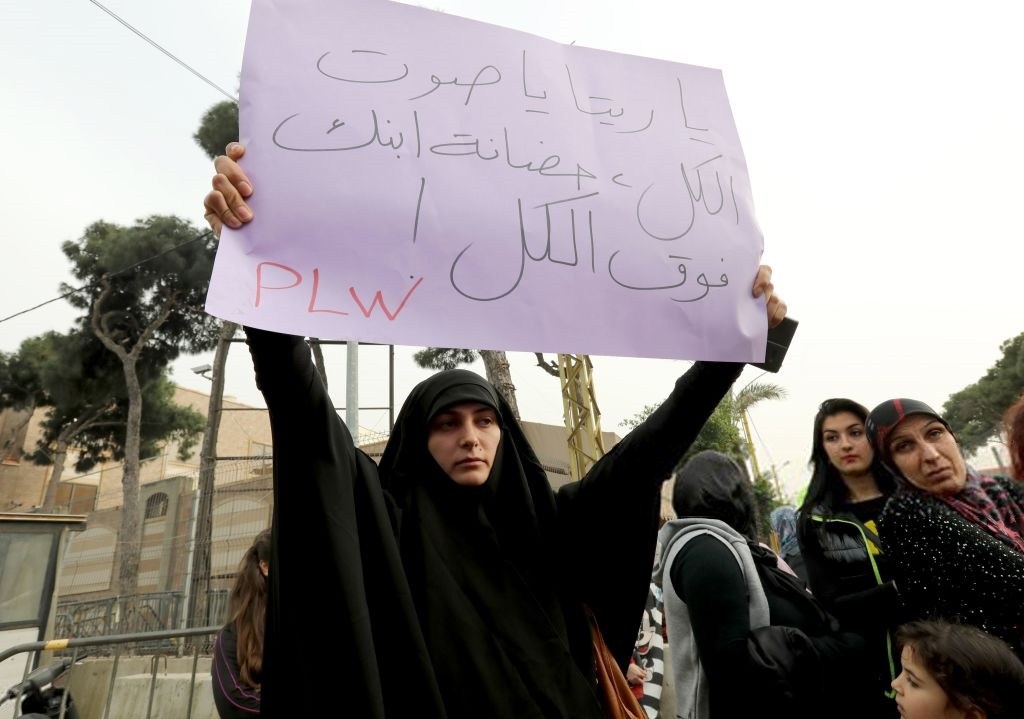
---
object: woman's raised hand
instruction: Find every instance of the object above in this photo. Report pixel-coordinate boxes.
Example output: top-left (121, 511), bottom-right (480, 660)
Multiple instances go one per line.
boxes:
top-left (203, 143), bottom-right (254, 238)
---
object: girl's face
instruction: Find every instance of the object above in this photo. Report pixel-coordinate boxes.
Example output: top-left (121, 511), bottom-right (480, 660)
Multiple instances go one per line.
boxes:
top-left (891, 646), bottom-right (974, 719)
top-left (821, 411), bottom-right (874, 476)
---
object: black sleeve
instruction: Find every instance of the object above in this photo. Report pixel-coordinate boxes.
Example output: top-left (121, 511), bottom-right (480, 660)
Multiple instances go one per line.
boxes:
top-left (210, 624), bottom-right (260, 718)
top-left (672, 535), bottom-right (758, 717)
top-left (827, 582), bottom-right (900, 625)
top-left (244, 328), bottom-right (446, 719)
top-left (557, 361), bottom-right (744, 667)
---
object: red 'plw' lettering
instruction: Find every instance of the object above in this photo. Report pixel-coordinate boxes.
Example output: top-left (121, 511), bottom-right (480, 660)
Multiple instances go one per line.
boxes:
top-left (307, 268), bottom-right (349, 315)
top-left (255, 262), bottom-right (301, 307)
top-left (348, 277), bottom-right (424, 320)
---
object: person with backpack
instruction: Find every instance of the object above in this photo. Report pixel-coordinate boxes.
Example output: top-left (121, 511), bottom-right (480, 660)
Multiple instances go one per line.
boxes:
top-left (654, 450), bottom-right (869, 718)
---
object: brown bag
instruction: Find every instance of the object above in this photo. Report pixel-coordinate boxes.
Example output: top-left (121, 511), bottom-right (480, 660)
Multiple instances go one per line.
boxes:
top-left (586, 608), bottom-right (646, 719)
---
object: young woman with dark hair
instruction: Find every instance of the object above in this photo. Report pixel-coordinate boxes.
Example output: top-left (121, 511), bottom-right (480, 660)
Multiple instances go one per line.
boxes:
top-left (796, 398), bottom-right (901, 716)
top-left (211, 529), bottom-right (271, 719)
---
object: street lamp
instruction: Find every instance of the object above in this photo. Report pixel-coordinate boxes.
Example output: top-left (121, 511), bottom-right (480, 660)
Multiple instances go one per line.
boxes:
top-left (191, 364), bottom-right (213, 381)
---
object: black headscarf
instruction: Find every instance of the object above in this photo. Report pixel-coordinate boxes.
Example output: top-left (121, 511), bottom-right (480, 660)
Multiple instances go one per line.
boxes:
top-left (378, 369), bottom-right (603, 719)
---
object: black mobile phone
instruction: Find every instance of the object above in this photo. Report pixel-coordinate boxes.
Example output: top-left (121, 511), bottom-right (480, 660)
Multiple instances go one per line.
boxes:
top-left (750, 316), bottom-right (798, 373)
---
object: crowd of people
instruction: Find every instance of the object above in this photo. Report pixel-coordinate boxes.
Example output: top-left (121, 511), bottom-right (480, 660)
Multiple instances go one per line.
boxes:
top-left (203, 144), bottom-right (1024, 719)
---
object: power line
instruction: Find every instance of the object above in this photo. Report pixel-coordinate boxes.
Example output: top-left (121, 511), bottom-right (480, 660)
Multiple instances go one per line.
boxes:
top-left (4, 0), bottom-right (236, 328)
top-left (87, 0), bottom-right (238, 104)
top-left (0, 233), bottom-right (212, 326)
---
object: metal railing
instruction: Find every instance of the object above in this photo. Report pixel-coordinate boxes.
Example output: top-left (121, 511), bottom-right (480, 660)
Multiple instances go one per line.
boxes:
top-left (54, 592), bottom-right (228, 651)
top-left (1, 626), bottom-right (220, 719)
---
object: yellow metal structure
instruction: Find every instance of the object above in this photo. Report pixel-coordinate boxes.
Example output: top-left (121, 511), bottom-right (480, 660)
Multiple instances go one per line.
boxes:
top-left (557, 354), bottom-right (606, 481)
top-left (741, 410), bottom-right (762, 481)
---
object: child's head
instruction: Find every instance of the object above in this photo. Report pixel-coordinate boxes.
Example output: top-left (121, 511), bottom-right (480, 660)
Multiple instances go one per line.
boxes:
top-left (892, 620), bottom-right (1024, 719)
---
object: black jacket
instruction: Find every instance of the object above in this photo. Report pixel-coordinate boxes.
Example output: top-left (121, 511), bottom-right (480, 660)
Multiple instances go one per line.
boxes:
top-left (798, 503), bottom-right (901, 716)
top-left (210, 622), bottom-right (260, 719)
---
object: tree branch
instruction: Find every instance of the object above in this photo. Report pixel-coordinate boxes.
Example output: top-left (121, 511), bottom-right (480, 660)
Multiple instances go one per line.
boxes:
top-left (534, 352), bottom-right (560, 377)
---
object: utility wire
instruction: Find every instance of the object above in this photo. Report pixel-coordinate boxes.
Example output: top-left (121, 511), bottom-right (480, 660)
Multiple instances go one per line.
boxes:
top-left (0, 233), bottom-right (212, 326)
top-left (88, 0), bottom-right (238, 104)
top-left (3, 2), bottom-right (238, 327)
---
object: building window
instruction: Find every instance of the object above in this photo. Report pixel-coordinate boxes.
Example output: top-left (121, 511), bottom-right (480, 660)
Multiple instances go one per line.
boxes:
top-left (144, 492), bottom-right (169, 519)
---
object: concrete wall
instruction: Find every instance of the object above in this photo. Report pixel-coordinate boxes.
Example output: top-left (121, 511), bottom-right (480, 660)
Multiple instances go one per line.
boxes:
top-left (66, 656), bottom-right (217, 719)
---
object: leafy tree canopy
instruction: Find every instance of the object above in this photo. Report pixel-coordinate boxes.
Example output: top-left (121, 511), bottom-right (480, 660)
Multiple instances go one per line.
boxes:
top-left (413, 347), bottom-right (479, 371)
top-left (620, 380), bottom-right (786, 472)
top-left (194, 100), bottom-right (239, 160)
top-left (3, 330), bottom-right (203, 473)
top-left (623, 398), bottom-right (745, 469)
top-left (943, 332), bottom-right (1024, 453)
top-left (60, 215), bottom-right (220, 361)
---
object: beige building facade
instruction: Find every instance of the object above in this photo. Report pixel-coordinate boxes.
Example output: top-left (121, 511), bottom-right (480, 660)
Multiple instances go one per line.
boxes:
top-left (0, 387), bottom-right (274, 618)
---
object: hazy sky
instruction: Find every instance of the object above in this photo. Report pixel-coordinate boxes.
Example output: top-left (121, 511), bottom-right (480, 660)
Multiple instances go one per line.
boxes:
top-left (2, 0), bottom-right (1022, 498)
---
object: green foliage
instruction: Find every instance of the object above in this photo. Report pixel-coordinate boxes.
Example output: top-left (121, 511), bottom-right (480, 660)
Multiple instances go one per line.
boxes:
top-left (679, 397), bottom-right (746, 467)
top-left (193, 101), bottom-right (239, 160)
top-left (943, 332), bottom-right (1024, 453)
top-left (4, 330), bottom-right (203, 472)
top-left (0, 344), bottom-right (46, 410)
top-left (620, 380), bottom-right (786, 473)
top-left (751, 472), bottom-right (783, 542)
top-left (622, 396), bottom-right (745, 470)
top-left (61, 215), bottom-right (220, 360)
top-left (7, 331), bottom-right (120, 411)
top-left (620, 404), bottom-right (660, 431)
top-left (413, 347), bottom-right (478, 371)
top-left (734, 381), bottom-right (786, 415)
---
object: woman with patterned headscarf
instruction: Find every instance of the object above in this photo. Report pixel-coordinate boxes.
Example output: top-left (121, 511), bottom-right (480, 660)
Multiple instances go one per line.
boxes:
top-left (867, 398), bottom-right (1024, 661)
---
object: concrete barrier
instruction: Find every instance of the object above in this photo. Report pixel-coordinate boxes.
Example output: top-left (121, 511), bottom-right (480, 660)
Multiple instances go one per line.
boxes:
top-left (66, 656), bottom-right (217, 719)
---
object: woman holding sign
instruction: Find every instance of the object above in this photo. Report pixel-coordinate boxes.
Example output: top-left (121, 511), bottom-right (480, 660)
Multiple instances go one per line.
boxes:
top-left (204, 143), bottom-right (789, 719)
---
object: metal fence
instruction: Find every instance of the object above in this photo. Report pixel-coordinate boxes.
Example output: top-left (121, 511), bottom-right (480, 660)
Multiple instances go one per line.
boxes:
top-left (54, 592), bottom-right (229, 653)
top-left (0, 626), bottom-right (220, 719)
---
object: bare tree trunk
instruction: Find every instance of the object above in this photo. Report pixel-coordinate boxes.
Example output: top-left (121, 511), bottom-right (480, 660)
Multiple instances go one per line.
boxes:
top-left (0, 408), bottom-right (33, 461)
top-left (41, 438), bottom-right (69, 512)
top-left (480, 350), bottom-right (520, 420)
top-left (90, 279), bottom-right (178, 605)
top-left (117, 357), bottom-right (144, 599)
top-left (188, 320), bottom-right (236, 630)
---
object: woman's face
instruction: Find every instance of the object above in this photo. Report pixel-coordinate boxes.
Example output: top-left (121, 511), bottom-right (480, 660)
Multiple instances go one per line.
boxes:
top-left (821, 411), bottom-right (874, 476)
top-left (891, 646), bottom-right (972, 719)
top-left (427, 401), bottom-right (501, 486)
top-left (888, 415), bottom-right (967, 495)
